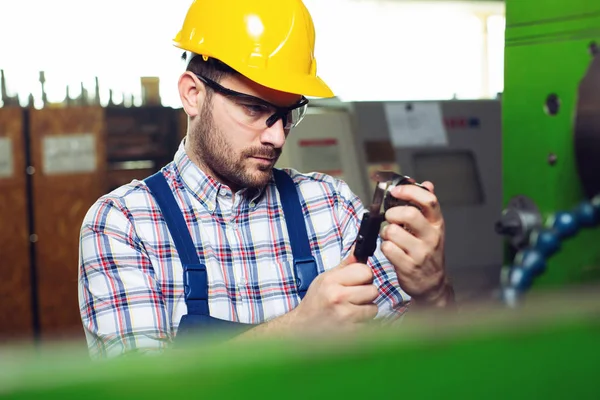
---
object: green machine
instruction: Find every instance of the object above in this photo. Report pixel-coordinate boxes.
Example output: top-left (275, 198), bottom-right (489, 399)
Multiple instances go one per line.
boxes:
top-left (2, 1), bottom-right (600, 398)
top-left (496, 0), bottom-right (600, 304)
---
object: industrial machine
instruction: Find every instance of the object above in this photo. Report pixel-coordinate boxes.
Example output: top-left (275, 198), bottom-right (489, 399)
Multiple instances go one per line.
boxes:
top-left (495, 0), bottom-right (600, 304)
top-left (349, 100), bottom-right (503, 303)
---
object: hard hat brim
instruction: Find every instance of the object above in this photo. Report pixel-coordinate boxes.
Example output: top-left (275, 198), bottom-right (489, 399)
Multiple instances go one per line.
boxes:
top-left (246, 69), bottom-right (335, 99)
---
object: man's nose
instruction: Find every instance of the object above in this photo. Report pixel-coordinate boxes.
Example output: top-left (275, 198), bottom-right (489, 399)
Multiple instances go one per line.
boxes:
top-left (260, 118), bottom-right (287, 149)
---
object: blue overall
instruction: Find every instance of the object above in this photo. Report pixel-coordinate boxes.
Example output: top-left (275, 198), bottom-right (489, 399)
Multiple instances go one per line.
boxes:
top-left (144, 168), bottom-right (318, 340)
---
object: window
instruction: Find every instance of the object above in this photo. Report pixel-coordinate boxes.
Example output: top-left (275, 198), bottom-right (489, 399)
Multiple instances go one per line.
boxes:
top-left (0, 0), bottom-right (505, 108)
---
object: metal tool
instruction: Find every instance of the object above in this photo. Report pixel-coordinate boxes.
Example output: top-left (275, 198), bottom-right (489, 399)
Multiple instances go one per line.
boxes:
top-left (94, 77), bottom-right (101, 106)
top-left (39, 71), bottom-right (47, 107)
top-left (108, 89), bottom-right (116, 107)
top-left (353, 171), bottom-right (430, 263)
top-left (1, 70), bottom-right (20, 107)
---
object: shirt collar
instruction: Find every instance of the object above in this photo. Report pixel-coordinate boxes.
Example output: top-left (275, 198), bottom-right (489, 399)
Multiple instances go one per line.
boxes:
top-left (173, 139), bottom-right (271, 212)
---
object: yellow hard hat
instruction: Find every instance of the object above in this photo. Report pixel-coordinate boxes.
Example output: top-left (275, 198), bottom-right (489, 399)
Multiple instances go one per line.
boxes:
top-left (173, 0), bottom-right (334, 98)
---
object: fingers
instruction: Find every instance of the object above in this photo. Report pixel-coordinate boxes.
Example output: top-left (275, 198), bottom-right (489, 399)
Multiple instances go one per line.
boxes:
top-left (346, 303), bottom-right (378, 323)
top-left (380, 223), bottom-right (427, 263)
top-left (385, 204), bottom-right (437, 244)
top-left (389, 184), bottom-right (442, 223)
top-left (339, 245), bottom-right (358, 268)
top-left (336, 263), bottom-right (374, 286)
top-left (421, 181), bottom-right (435, 193)
top-left (344, 284), bottom-right (379, 305)
top-left (380, 239), bottom-right (415, 278)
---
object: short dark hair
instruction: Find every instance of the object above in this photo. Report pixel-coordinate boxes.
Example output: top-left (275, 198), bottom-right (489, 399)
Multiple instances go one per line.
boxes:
top-left (183, 52), bottom-right (237, 83)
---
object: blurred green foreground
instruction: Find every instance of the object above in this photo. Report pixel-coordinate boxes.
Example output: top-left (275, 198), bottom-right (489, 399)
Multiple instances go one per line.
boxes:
top-left (1, 285), bottom-right (599, 400)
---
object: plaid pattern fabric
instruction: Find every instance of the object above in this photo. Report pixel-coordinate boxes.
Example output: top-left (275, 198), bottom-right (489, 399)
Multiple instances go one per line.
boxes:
top-left (78, 141), bottom-right (410, 358)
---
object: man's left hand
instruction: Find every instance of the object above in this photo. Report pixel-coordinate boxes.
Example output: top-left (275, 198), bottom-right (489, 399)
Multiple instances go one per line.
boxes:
top-left (379, 181), bottom-right (454, 308)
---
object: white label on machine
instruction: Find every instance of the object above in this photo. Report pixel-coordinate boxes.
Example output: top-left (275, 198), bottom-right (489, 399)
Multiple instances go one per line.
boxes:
top-left (0, 137), bottom-right (14, 178)
top-left (298, 138), bottom-right (343, 177)
top-left (384, 102), bottom-right (448, 148)
top-left (43, 134), bottom-right (96, 175)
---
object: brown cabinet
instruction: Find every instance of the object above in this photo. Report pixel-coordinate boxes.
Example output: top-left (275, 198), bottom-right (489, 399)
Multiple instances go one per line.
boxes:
top-left (0, 108), bottom-right (34, 343)
top-left (29, 107), bottom-right (107, 341)
top-left (0, 105), bottom-right (183, 345)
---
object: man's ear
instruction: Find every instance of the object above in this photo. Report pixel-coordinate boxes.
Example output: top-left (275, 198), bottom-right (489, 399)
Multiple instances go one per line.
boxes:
top-left (178, 71), bottom-right (206, 117)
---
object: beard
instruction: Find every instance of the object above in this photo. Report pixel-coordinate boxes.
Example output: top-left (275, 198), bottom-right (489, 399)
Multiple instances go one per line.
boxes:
top-left (189, 101), bottom-right (282, 190)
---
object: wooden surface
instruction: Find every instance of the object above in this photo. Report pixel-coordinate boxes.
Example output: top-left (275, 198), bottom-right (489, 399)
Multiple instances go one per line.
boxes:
top-left (29, 107), bottom-right (106, 342)
top-left (105, 106), bottom-right (181, 165)
top-left (106, 167), bottom-right (156, 192)
top-left (0, 108), bottom-right (34, 343)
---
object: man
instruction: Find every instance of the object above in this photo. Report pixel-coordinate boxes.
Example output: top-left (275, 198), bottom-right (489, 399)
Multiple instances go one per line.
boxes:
top-left (78, 0), bottom-right (454, 359)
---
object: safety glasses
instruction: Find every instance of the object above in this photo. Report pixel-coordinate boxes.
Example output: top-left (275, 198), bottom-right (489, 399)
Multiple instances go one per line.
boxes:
top-left (193, 73), bottom-right (309, 130)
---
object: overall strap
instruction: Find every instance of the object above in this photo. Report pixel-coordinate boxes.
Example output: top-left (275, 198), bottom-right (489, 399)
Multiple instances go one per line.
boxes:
top-left (144, 172), bottom-right (208, 316)
top-left (144, 172), bottom-right (201, 265)
top-left (273, 169), bottom-right (318, 299)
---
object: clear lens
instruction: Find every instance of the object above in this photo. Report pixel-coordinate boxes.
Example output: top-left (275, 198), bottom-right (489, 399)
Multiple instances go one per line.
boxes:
top-left (287, 104), bottom-right (307, 128)
top-left (220, 96), bottom-right (307, 130)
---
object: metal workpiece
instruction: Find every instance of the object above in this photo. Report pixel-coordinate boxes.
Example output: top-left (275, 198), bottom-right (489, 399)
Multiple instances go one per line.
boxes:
top-left (372, 171), bottom-right (430, 211)
top-left (353, 171), bottom-right (429, 264)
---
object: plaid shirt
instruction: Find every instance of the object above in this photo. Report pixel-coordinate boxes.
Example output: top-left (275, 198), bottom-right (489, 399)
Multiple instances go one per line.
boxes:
top-left (78, 141), bottom-right (410, 358)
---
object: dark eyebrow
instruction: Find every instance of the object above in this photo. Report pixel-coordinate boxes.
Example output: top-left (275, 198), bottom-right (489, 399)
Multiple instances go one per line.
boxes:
top-left (233, 97), bottom-right (274, 107)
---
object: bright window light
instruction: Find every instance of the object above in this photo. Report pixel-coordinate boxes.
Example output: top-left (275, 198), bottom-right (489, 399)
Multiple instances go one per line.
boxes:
top-left (0, 0), bottom-right (505, 108)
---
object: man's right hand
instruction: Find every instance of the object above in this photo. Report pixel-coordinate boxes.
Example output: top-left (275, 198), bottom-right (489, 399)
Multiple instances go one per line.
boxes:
top-left (290, 253), bottom-right (379, 333)
top-left (232, 253), bottom-right (379, 341)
